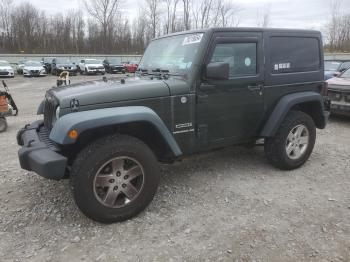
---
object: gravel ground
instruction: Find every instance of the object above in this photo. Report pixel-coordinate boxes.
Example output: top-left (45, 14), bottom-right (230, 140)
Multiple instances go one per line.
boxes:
top-left (0, 75), bottom-right (350, 262)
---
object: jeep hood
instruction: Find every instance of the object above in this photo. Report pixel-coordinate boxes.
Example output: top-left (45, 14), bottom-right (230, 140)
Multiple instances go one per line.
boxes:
top-left (51, 77), bottom-right (172, 109)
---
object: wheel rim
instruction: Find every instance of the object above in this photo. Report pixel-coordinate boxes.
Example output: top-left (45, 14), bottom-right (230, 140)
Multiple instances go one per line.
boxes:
top-left (285, 124), bottom-right (309, 160)
top-left (93, 157), bottom-right (145, 208)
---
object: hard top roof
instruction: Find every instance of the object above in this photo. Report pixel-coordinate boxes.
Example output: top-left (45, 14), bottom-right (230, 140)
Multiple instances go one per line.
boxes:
top-left (154, 27), bottom-right (321, 40)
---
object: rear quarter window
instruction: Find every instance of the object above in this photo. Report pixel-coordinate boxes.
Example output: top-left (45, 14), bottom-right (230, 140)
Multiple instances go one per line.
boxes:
top-left (270, 37), bottom-right (321, 74)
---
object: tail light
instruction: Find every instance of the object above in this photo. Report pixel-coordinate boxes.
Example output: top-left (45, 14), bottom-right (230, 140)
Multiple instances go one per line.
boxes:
top-left (319, 82), bottom-right (328, 96)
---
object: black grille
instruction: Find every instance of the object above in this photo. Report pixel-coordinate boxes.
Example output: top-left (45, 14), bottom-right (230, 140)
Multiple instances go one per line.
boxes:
top-left (328, 91), bottom-right (342, 101)
top-left (38, 126), bottom-right (59, 151)
top-left (31, 70), bottom-right (39, 74)
top-left (0, 71), bottom-right (9, 75)
top-left (43, 96), bottom-right (56, 130)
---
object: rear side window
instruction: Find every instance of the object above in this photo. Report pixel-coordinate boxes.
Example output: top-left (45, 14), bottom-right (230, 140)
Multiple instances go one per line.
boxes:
top-left (340, 62), bottom-right (350, 71)
top-left (210, 43), bottom-right (257, 77)
top-left (270, 37), bottom-right (320, 74)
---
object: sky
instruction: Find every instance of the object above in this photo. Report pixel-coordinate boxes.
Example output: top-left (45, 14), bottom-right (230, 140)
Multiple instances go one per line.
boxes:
top-left (16, 0), bottom-right (350, 32)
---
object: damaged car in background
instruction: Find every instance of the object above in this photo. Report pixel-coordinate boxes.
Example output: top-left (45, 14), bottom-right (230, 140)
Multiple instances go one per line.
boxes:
top-left (327, 68), bottom-right (350, 116)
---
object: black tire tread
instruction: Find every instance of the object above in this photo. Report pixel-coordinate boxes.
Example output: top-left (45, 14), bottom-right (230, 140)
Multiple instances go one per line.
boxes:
top-left (264, 110), bottom-right (316, 170)
top-left (70, 134), bottom-right (160, 223)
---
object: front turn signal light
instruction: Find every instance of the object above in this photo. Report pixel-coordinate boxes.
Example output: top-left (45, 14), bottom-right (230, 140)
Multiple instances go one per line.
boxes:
top-left (68, 130), bottom-right (78, 139)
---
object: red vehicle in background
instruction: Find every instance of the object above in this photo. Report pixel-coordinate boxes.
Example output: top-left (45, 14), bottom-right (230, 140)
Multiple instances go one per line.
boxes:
top-left (123, 60), bottom-right (139, 73)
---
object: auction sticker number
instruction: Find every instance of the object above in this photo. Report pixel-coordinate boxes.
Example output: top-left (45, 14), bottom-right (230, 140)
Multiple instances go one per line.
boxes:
top-left (182, 34), bottom-right (203, 46)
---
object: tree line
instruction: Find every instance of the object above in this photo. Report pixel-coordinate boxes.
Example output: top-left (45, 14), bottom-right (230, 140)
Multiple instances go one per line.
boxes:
top-left (0, 0), bottom-right (349, 54)
top-left (324, 0), bottom-right (350, 52)
top-left (0, 0), bottom-right (242, 54)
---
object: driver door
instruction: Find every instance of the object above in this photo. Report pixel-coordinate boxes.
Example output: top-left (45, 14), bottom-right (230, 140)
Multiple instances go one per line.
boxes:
top-left (196, 32), bottom-right (265, 148)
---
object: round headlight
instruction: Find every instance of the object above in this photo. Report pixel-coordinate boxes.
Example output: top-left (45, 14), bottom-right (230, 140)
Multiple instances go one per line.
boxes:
top-left (56, 106), bottom-right (60, 119)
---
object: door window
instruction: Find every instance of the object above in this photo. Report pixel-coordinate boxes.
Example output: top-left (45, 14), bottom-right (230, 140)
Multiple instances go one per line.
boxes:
top-left (210, 43), bottom-right (257, 77)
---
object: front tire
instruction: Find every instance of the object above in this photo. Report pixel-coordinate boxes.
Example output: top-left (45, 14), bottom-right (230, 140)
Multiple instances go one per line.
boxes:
top-left (71, 134), bottom-right (160, 223)
top-left (264, 111), bottom-right (316, 170)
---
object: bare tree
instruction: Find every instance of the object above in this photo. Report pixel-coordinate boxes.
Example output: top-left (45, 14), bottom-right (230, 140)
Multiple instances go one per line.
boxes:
top-left (145, 0), bottom-right (161, 38)
top-left (257, 4), bottom-right (271, 28)
top-left (164, 0), bottom-right (180, 34)
top-left (83, 0), bottom-right (121, 52)
top-left (183, 0), bottom-right (191, 30)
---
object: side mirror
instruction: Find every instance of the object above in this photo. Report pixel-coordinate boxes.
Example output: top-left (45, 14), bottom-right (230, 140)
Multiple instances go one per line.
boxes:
top-left (206, 62), bottom-right (229, 80)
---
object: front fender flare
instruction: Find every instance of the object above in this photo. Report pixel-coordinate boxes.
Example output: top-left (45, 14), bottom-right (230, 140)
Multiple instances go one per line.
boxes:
top-left (49, 106), bottom-right (182, 157)
top-left (260, 91), bottom-right (326, 137)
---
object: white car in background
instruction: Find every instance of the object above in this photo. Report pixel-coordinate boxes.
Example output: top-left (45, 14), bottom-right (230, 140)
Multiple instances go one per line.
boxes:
top-left (79, 59), bottom-right (105, 75)
top-left (0, 60), bottom-right (15, 78)
top-left (23, 61), bottom-right (47, 77)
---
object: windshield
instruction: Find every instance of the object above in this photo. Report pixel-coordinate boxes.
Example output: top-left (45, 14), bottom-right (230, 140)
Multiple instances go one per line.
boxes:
top-left (339, 68), bottom-right (350, 78)
top-left (108, 58), bottom-right (121, 64)
top-left (325, 61), bottom-right (341, 71)
top-left (0, 61), bottom-right (10, 66)
top-left (138, 33), bottom-right (203, 74)
top-left (25, 61), bottom-right (42, 66)
top-left (56, 58), bottom-right (71, 64)
top-left (86, 59), bottom-right (102, 64)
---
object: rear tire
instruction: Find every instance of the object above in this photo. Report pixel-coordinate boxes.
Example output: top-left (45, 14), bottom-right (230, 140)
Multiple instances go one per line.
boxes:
top-left (264, 111), bottom-right (316, 170)
top-left (0, 117), bottom-right (7, 132)
top-left (71, 134), bottom-right (160, 223)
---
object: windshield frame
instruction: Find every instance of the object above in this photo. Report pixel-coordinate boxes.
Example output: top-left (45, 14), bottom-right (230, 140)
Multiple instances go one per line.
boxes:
top-left (107, 58), bottom-right (122, 64)
top-left (25, 61), bottom-right (42, 67)
top-left (0, 61), bottom-right (10, 67)
top-left (137, 32), bottom-right (205, 76)
top-left (85, 59), bottom-right (102, 65)
top-left (55, 58), bottom-right (72, 64)
top-left (325, 61), bottom-right (341, 71)
top-left (339, 68), bottom-right (350, 79)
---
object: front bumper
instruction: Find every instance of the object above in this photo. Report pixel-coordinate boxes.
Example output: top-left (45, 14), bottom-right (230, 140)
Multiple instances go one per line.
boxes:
top-left (17, 121), bottom-right (67, 180)
top-left (23, 71), bottom-right (47, 77)
top-left (330, 101), bottom-right (350, 115)
top-left (0, 71), bottom-right (14, 77)
top-left (110, 67), bottom-right (125, 73)
top-left (87, 68), bottom-right (105, 74)
top-left (328, 89), bottom-right (350, 116)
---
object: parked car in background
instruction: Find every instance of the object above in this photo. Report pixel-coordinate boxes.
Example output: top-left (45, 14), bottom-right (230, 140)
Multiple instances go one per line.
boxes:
top-left (123, 60), bottom-right (139, 73)
top-left (327, 68), bottom-right (350, 116)
top-left (22, 61), bottom-right (47, 77)
top-left (17, 60), bottom-right (27, 75)
top-left (51, 58), bottom-right (78, 76)
top-left (103, 58), bottom-right (125, 74)
top-left (79, 59), bottom-right (105, 75)
top-left (41, 57), bottom-right (55, 74)
top-left (0, 60), bottom-right (14, 78)
top-left (324, 60), bottom-right (350, 80)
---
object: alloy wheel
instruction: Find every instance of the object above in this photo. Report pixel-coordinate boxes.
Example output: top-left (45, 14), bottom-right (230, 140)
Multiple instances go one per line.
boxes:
top-left (93, 157), bottom-right (145, 208)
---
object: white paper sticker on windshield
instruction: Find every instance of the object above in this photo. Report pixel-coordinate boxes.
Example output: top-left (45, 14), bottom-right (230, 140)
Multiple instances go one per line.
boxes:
top-left (182, 34), bottom-right (203, 46)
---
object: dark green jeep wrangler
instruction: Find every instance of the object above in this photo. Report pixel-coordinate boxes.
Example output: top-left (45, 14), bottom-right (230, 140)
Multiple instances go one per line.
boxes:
top-left (17, 28), bottom-right (330, 223)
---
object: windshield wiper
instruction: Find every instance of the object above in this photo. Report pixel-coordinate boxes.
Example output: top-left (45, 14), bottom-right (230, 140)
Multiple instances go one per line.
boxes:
top-left (136, 68), bottom-right (186, 79)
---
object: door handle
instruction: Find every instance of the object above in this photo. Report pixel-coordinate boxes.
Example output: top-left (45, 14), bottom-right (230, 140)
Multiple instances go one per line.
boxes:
top-left (200, 83), bottom-right (215, 91)
top-left (247, 84), bottom-right (263, 95)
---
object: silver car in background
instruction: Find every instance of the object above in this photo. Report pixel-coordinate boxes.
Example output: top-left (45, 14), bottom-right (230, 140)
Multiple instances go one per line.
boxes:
top-left (0, 60), bottom-right (15, 78)
top-left (23, 61), bottom-right (47, 77)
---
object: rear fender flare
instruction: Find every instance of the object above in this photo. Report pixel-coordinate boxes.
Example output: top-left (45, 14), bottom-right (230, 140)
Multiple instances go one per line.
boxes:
top-left (49, 106), bottom-right (182, 157)
top-left (260, 91), bottom-right (326, 137)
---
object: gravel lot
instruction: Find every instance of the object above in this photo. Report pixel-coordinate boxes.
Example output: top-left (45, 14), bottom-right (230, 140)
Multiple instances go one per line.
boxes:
top-left (0, 75), bottom-right (350, 262)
